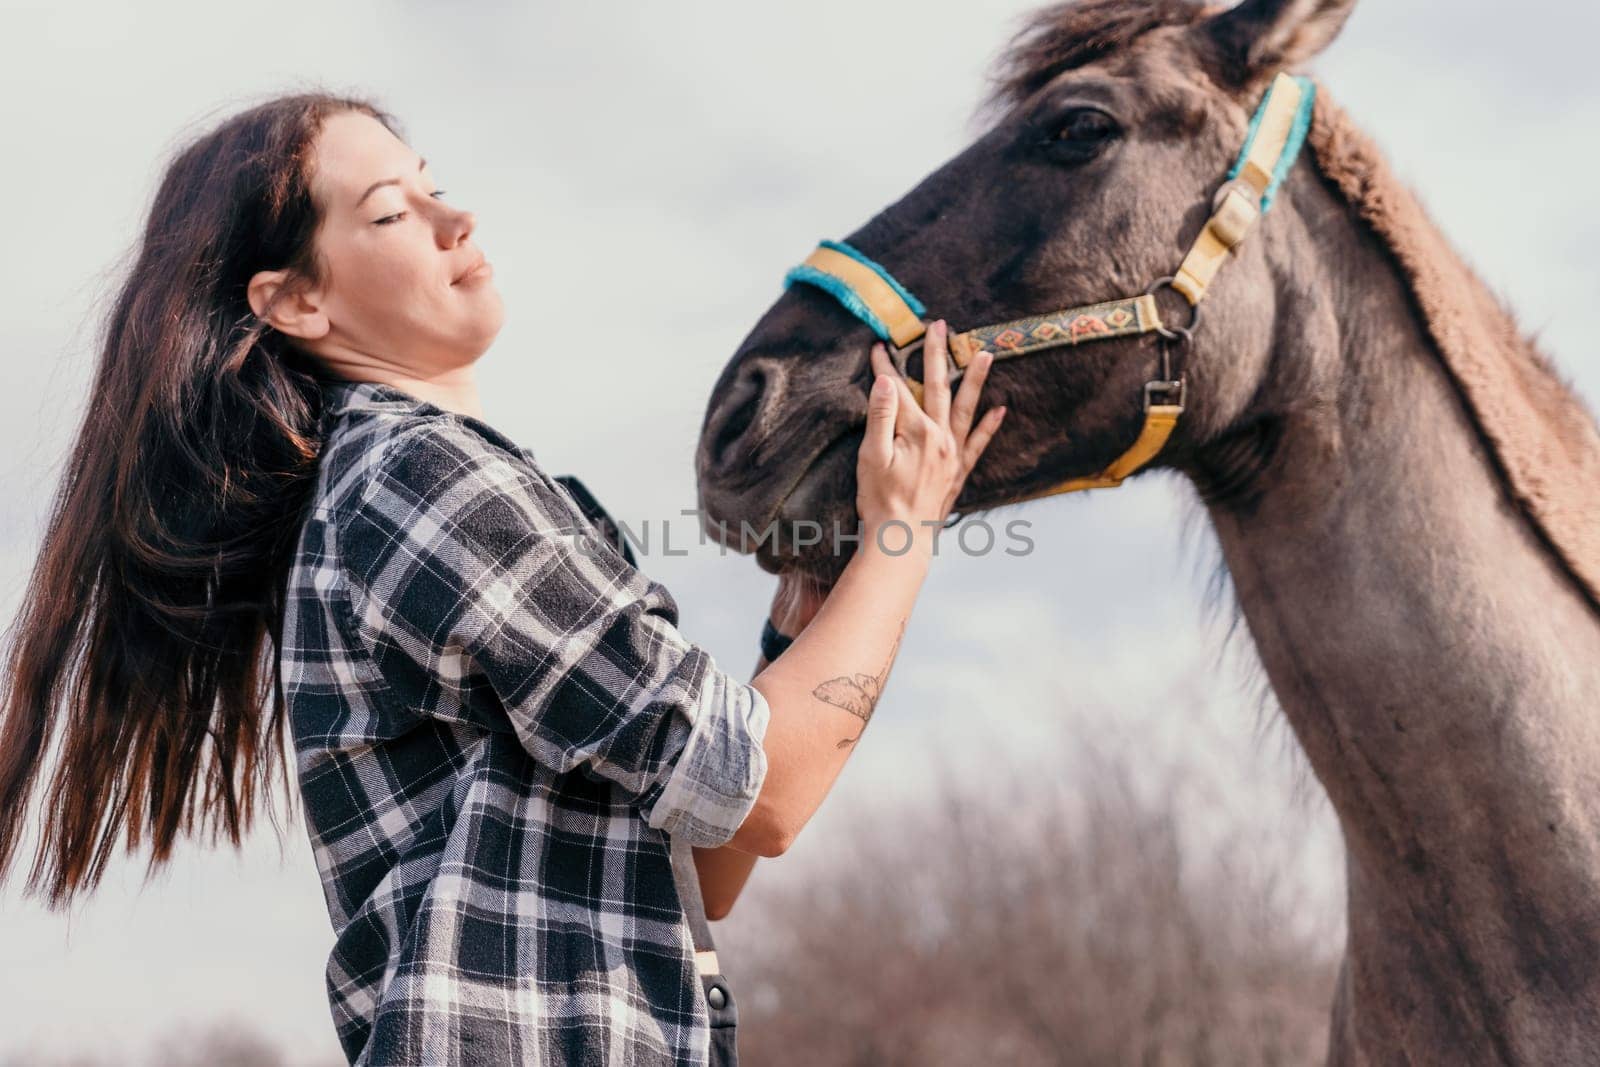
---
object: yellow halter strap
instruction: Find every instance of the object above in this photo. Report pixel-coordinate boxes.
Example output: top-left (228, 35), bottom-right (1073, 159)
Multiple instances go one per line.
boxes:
top-left (786, 72), bottom-right (1316, 503)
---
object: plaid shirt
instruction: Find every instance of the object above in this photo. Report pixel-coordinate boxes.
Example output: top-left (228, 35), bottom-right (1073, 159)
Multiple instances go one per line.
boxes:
top-left (279, 378), bottom-right (770, 1066)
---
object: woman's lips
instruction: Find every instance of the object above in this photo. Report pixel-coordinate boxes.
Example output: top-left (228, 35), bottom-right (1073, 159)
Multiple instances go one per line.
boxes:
top-left (453, 260), bottom-right (493, 285)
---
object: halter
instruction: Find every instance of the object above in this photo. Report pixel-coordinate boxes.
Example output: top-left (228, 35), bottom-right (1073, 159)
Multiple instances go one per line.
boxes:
top-left (784, 72), bottom-right (1316, 502)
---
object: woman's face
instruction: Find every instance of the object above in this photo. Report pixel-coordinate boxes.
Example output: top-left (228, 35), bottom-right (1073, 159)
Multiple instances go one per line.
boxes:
top-left (274, 109), bottom-right (504, 378)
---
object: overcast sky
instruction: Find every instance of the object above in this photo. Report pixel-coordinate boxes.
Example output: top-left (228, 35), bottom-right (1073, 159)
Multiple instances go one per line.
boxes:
top-left (2, 1), bottom-right (1596, 1062)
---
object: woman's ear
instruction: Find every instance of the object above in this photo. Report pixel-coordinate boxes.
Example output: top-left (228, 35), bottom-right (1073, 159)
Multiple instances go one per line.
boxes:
top-left (1198, 0), bottom-right (1358, 87)
top-left (248, 268), bottom-right (330, 341)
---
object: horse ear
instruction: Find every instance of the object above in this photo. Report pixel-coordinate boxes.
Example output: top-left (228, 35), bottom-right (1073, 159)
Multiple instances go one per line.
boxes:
top-left (1198, 0), bottom-right (1357, 84)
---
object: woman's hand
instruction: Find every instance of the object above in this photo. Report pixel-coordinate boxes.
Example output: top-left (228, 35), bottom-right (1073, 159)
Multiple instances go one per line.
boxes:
top-left (856, 320), bottom-right (1005, 534)
top-left (736, 322), bottom-right (1005, 859)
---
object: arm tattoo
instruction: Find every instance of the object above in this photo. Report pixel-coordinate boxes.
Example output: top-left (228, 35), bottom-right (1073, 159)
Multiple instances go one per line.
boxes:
top-left (812, 619), bottom-right (904, 748)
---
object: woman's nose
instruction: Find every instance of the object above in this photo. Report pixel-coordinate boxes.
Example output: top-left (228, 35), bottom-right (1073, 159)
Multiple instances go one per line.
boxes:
top-left (439, 207), bottom-right (475, 247)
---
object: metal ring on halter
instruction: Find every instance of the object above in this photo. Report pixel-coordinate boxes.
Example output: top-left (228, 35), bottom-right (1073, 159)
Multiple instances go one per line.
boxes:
top-left (884, 333), bottom-right (922, 379)
top-left (1144, 276), bottom-right (1201, 344)
top-left (885, 324), bottom-right (965, 390)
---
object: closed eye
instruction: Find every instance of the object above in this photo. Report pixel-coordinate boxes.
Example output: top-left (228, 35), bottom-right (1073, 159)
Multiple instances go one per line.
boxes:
top-left (375, 189), bottom-right (449, 225)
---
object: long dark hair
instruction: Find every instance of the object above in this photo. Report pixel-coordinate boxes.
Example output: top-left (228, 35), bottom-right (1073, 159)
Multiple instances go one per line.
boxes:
top-left (0, 90), bottom-right (401, 907)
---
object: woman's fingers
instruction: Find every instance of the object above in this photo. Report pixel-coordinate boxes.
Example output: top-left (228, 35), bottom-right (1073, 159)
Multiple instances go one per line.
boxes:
top-left (962, 404), bottom-right (1007, 470)
top-left (862, 344), bottom-right (901, 467)
top-left (939, 405), bottom-right (1008, 518)
top-left (948, 348), bottom-right (994, 444)
top-left (870, 343), bottom-right (928, 440)
top-left (921, 320), bottom-right (951, 426)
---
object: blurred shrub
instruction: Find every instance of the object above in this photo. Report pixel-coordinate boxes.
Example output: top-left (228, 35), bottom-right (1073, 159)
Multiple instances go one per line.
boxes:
top-left (719, 729), bottom-right (1342, 1066)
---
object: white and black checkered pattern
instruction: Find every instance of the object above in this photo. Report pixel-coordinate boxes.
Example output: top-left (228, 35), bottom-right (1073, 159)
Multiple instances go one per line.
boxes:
top-left (279, 379), bottom-right (769, 1065)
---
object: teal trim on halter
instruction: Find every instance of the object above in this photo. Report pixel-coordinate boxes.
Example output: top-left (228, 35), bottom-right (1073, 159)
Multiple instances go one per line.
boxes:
top-left (1268, 79), bottom-right (1317, 210)
top-left (782, 239), bottom-right (927, 342)
top-left (783, 263), bottom-right (895, 341)
top-left (816, 240), bottom-right (928, 317)
top-left (1226, 75), bottom-right (1317, 212)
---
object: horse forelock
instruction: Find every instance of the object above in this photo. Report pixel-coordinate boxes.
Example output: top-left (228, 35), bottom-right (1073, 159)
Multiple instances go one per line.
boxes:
top-left (986, 0), bottom-right (1210, 112)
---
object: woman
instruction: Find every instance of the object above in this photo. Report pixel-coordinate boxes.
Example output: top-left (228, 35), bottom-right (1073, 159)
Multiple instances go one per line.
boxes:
top-left (0, 92), bottom-right (1004, 1065)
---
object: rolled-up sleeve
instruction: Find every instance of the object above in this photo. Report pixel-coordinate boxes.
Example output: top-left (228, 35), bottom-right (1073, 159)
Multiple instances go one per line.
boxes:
top-left (332, 418), bottom-right (769, 847)
top-left (643, 661), bottom-right (770, 843)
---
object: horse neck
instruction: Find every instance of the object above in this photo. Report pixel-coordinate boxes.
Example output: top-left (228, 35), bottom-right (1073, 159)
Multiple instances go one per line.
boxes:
top-left (1198, 161), bottom-right (1600, 1059)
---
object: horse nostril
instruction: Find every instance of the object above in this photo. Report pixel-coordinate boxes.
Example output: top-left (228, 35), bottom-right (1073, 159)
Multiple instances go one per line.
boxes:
top-left (709, 362), bottom-right (769, 469)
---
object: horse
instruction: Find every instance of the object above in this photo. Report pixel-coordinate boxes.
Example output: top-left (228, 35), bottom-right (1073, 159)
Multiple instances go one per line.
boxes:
top-left (693, 1), bottom-right (1600, 1061)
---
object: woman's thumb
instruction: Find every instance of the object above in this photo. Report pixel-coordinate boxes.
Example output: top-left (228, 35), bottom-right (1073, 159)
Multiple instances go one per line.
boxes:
top-left (863, 374), bottom-right (898, 461)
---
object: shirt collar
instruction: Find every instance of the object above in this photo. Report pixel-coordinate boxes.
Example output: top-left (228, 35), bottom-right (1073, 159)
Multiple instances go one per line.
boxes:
top-left (319, 377), bottom-right (437, 417)
top-left (318, 377), bottom-right (539, 463)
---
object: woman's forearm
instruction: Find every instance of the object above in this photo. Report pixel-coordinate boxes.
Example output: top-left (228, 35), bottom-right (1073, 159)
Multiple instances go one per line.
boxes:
top-left (714, 323), bottom-right (1000, 859)
top-left (692, 842), bottom-right (759, 920)
top-left (730, 524), bottom-right (933, 856)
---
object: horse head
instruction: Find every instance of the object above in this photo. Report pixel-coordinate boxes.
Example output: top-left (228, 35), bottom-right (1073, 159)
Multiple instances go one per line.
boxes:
top-left (694, 0), bottom-right (1357, 582)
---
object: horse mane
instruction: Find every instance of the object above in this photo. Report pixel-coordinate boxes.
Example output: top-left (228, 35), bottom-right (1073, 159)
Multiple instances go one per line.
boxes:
top-left (1306, 89), bottom-right (1600, 617)
top-left (986, 0), bottom-right (1206, 110)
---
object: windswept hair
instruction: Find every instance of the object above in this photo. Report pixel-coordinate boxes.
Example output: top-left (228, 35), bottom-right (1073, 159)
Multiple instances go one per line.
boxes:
top-left (0, 89), bottom-right (399, 907)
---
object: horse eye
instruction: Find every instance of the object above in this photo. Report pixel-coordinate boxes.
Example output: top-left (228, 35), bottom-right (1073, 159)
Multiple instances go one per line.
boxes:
top-left (1058, 108), bottom-right (1118, 143)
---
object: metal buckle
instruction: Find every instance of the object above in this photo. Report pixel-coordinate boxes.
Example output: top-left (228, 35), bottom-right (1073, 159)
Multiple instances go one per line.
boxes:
top-left (886, 325), bottom-right (964, 388)
top-left (1211, 176), bottom-right (1261, 214)
top-left (1144, 377), bottom-right (1186, 411)
top-left (885, 333), bottom-right (922, 379)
